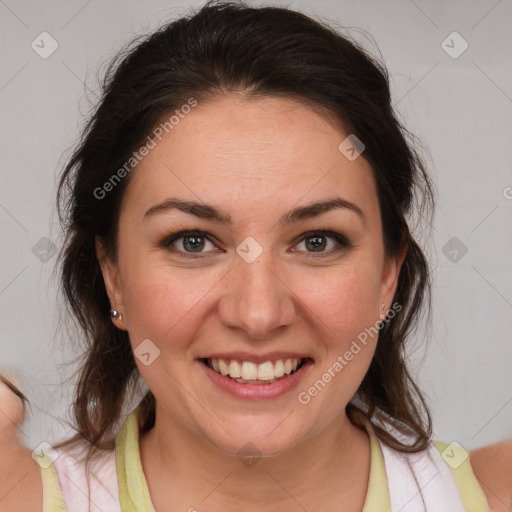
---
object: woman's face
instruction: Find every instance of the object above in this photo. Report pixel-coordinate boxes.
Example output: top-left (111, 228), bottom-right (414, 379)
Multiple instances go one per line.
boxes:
top-left (99, 94), bottom-right (403, 457)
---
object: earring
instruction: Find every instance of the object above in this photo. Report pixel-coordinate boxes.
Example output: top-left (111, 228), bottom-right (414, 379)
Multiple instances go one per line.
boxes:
top-left (379, 303), bottom-right (386, 320)
top-left (110, 309), bottom-right (123, 320)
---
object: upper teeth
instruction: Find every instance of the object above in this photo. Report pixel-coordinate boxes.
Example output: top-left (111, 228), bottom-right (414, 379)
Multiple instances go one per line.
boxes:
top-left (209, 358), bottom-right (301, 380)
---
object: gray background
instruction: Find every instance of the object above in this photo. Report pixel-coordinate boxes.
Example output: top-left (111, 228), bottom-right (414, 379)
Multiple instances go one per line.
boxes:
top-left (1, 0), bottom-right (511, 452)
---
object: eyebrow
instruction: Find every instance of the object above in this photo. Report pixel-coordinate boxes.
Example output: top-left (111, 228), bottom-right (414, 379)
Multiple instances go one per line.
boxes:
top-left (143, 197), bottom-right (365, 225)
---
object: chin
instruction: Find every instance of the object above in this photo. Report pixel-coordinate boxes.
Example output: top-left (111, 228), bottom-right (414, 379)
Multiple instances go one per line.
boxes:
top-left (203, 419), bottom-right (305, 460)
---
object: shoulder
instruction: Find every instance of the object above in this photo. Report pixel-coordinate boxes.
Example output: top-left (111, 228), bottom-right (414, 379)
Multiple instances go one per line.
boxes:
top-left (470, 439), bottom-right (512, 512)
top-left (0, 378), bottom-right (42, 512)
top-left (0, 437), bottom-right (42, 512)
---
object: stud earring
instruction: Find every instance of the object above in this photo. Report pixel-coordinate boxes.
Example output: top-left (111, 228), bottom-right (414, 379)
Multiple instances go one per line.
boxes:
top-left (110, 309), bottom-right (123, 321)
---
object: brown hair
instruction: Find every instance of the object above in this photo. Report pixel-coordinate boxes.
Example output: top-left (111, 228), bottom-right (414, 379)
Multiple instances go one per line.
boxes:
top-left (56, 0), bottom-right (434, 452)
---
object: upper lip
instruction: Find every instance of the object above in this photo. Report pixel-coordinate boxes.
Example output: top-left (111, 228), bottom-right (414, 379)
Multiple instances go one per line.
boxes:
top-left (198, 351), bottom-right (312, 365)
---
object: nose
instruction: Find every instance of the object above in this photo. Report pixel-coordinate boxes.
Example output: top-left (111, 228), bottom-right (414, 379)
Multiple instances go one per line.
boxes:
top-left (218, 253), bottom-right (296, 339)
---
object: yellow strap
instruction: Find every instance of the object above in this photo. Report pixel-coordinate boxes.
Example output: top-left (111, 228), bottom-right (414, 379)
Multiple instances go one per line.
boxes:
top-left (362, 431), bottom-right (392, 512)
top-left (34, 452), bottom-right (67, 512)
top-left (433, 440), bottom-right (491, 512)
top-left (116, 407), bottom-right (155, 511)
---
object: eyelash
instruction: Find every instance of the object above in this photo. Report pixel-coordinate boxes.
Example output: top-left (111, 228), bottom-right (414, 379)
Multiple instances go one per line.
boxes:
top-left (159, 228), bottom-right (352, 257)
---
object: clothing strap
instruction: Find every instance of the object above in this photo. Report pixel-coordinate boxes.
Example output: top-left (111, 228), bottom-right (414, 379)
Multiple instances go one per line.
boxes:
top-left (34, 442), bottom-right (120, 511)
top-left (116, 408), bottom-right (155, 511)
top-left (362, 430), bottom-right (392, 511)
top-left (433, 440), bottom-right (490, 512)
top-left (360, 414), bottom-right (490, 512)
top-left (36, 454), bottom-right (67, 512)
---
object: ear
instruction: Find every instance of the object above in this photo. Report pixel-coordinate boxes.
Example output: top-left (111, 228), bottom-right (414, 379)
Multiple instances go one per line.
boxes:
top-left (380, 243), bottom-right (407, 310)
top-left (96, 236), bottom-right (126, 329)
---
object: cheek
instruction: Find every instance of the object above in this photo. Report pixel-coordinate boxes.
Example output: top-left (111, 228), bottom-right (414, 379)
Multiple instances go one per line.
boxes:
top-left (121, 252), bottom-right (383, 342)
top-left (294, 261), bottom-right (382, 338)
top-left (119, 254), bottom-right (227, 356)
top-left (293, 263), bottom-right (383, 419)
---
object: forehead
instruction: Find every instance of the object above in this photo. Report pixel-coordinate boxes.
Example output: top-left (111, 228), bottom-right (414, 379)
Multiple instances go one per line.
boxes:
top-left (121, 95), bottom-right (379, 224)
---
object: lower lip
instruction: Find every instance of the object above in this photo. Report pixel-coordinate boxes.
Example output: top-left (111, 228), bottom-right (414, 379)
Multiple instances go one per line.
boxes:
top-left (198, 359), bottom-right (313, 400)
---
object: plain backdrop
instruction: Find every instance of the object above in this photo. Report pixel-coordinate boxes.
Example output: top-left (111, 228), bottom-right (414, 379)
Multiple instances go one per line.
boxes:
top-left (1, 0), bottom-right (511, 452)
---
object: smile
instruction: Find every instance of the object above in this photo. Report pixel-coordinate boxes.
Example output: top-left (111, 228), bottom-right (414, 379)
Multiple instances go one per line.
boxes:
top-left (202, 357), bottom-right (306, 384)
top-left (198, 356), bottom-right (314, 400)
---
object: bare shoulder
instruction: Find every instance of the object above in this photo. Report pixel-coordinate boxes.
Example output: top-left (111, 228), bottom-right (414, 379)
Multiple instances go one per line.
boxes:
top-left (0, 377), bottom-right (42, 511)
top-left (0, 442), bottom-right (43, 512)
top-left (470, 439), bottom-right (512, 512)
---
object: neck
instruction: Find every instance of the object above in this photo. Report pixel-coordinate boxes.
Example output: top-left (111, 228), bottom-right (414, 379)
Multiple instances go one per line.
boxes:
top-left (140, 405), bottom-right (371, 512)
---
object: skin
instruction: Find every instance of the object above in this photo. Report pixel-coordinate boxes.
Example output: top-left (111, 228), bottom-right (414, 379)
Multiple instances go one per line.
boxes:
top-left (0, 379), bottom-right (42, 511)
top-left (471, 441), bottom-right (512, 512)
top-left (97, 94), bottom-right (403, 511)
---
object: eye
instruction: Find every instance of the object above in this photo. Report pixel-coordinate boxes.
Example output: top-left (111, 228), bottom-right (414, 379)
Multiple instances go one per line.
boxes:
top-left (160, 229), bottom-right (351, 257)
top-left (161, 230), bottom-right (218, 254)
top-left (292, 231), bottom-right (350, 254)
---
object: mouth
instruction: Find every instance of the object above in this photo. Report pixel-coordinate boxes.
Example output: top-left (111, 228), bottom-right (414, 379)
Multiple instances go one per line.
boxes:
top-left (199, 357), bottom-right (312, 385)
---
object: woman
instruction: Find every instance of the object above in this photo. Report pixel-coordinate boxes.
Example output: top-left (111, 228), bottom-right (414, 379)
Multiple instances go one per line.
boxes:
top-left (0, 1), bottom-right (510, 510)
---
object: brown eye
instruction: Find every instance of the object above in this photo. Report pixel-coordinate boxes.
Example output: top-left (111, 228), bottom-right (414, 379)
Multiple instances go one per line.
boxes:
top-left (305, 234), bottom-right (327, 252)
